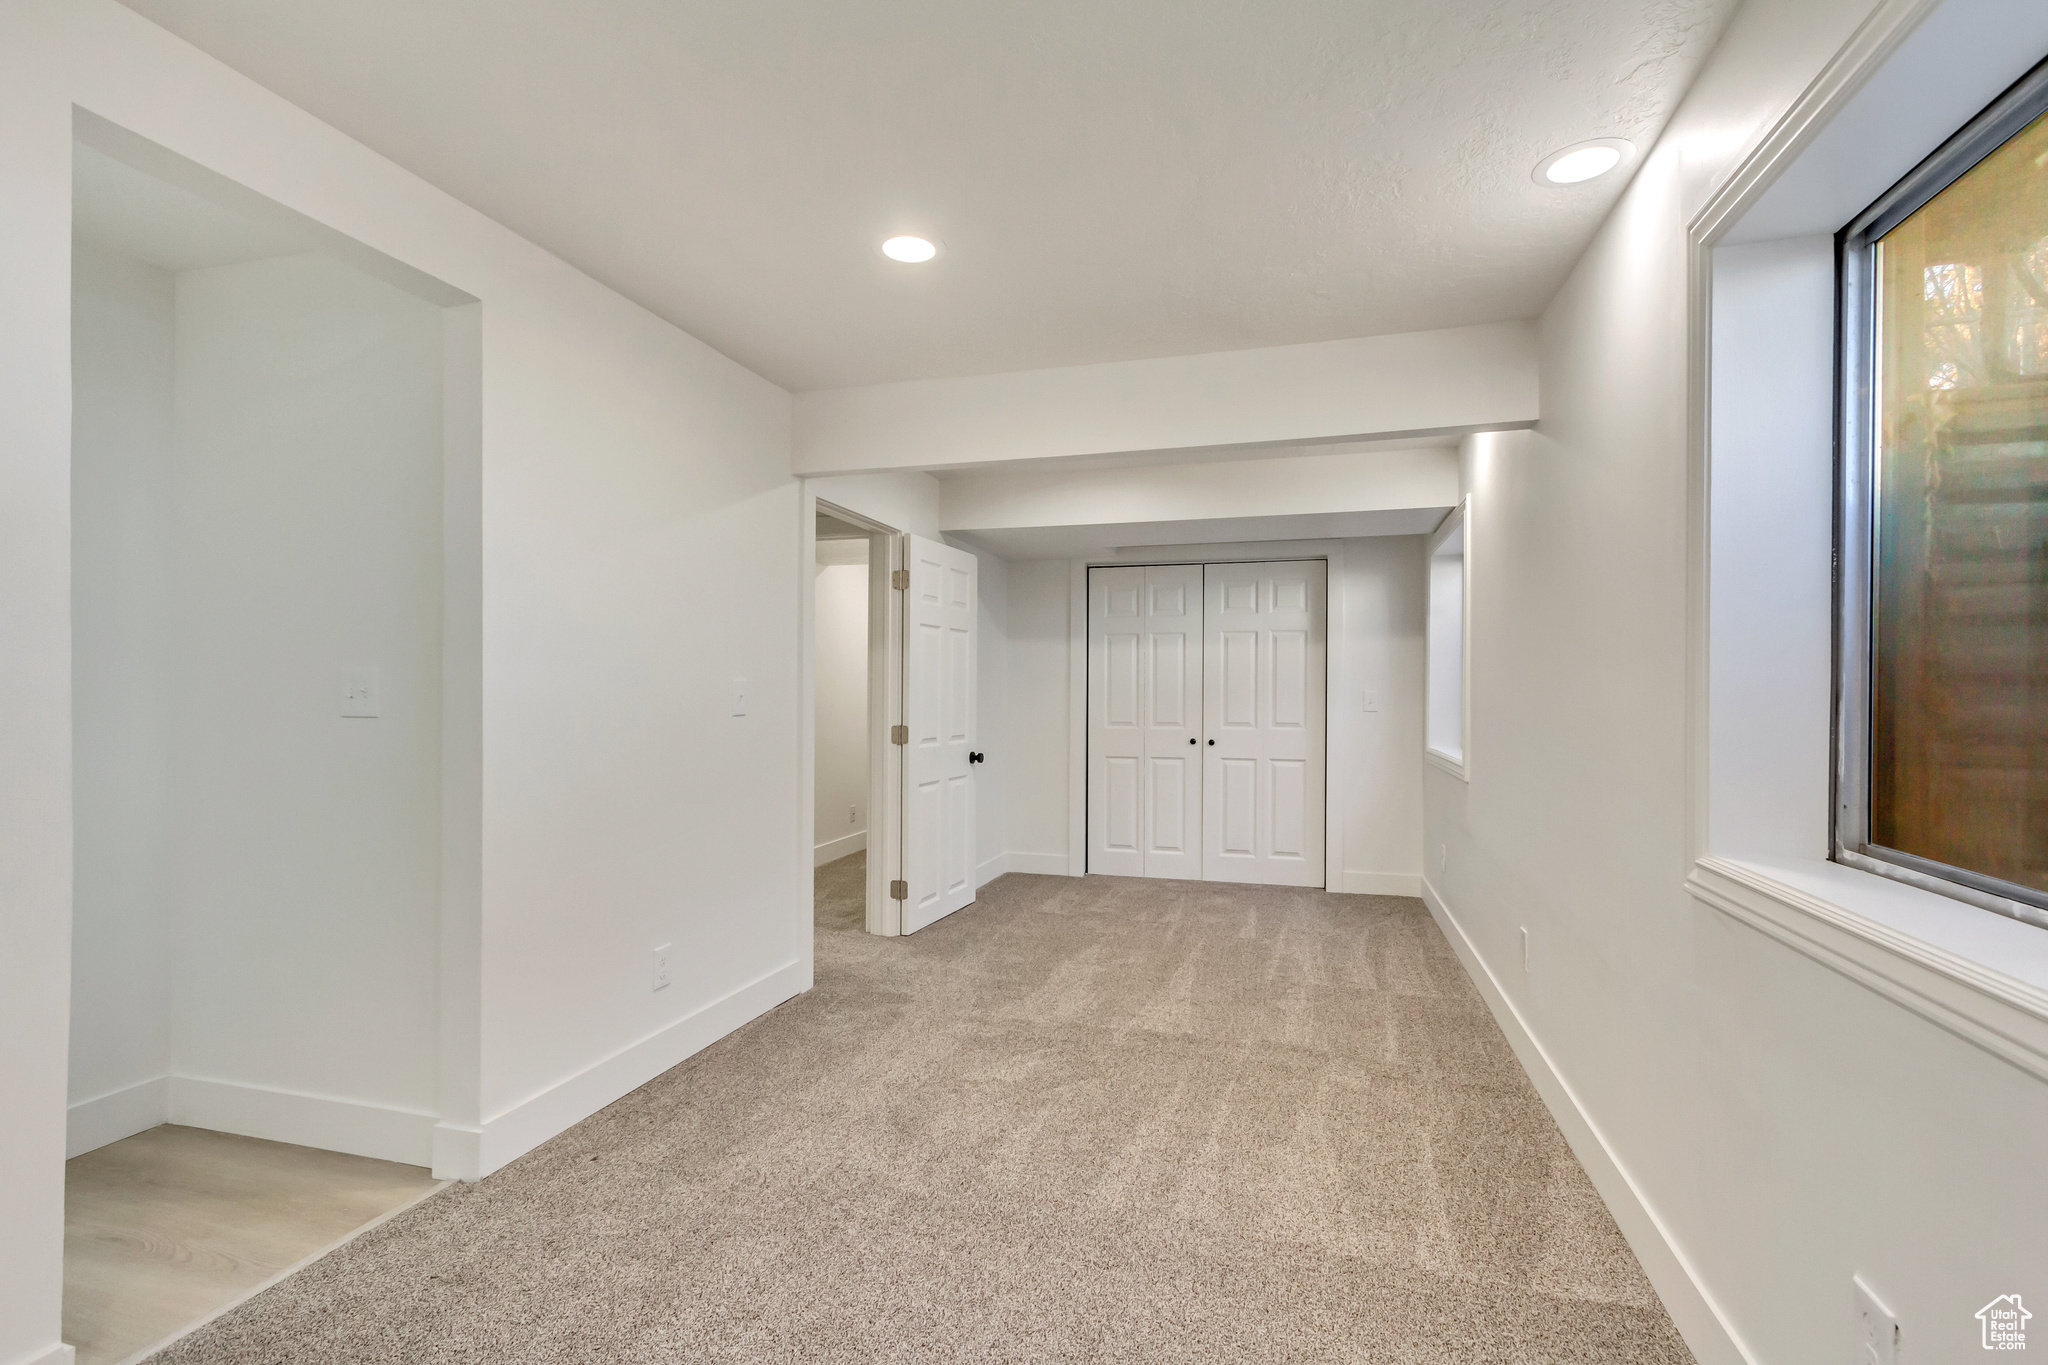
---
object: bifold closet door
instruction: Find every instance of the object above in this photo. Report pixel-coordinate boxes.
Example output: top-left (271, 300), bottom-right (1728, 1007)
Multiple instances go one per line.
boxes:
top-left (1087, 564), bottom-right (1204, 879)
top-left (1202, 561), bottom-right (1326, 886)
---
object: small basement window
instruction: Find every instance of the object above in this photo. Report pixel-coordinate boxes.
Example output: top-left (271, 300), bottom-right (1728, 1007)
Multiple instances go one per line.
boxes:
top-left (1837, 56), bottom-right (2048, 928)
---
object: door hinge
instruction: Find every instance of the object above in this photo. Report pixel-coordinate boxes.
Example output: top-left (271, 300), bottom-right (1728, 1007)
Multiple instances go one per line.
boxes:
top-left (892, 568), bottom-right (910, 590)
top-left (889, 879), bottom-right (908, 900)
top-left (891, 724), bottom-right (908, 745)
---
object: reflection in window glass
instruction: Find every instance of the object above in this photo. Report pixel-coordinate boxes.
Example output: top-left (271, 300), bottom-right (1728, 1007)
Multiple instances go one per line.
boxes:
top-left (1872, 106), bottom-right (2048, 897)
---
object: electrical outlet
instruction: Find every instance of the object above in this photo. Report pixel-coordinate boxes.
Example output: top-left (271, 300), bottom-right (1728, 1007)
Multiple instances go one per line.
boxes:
top-left (1520, 927), bottom-right (1530, 973)
top-left (849, 804), bottom-right (858, 825)
top-left (1362, 690), bottom-right (1381, 713)
top-left (652, 943), bottom-right (671, 992)
top-left (1853, 1275), bottom-right (1898, 1365)
top-left (730, 676), bottom-right (747, 717)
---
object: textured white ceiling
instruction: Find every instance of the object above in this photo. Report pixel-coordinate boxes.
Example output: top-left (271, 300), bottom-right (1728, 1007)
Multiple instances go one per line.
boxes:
top-left (118, 0), bottom-right (1736, 391)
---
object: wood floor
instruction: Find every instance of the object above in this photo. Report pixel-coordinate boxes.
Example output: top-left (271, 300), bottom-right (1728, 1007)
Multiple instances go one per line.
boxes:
top-left (64, 1124), bottom-right (442, 1365)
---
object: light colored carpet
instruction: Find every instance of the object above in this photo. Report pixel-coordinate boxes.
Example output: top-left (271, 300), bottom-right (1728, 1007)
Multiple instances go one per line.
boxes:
top-left (150, 858), bottom-right (1693, 1363)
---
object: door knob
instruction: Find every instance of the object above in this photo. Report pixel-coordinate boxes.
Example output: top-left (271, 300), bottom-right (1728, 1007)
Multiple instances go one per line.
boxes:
top-left (1188, 737), bottom-right (1196, 745)
top-left (1207, 739), bottom-right (1215, 745)
top-left (968, 751), bottom-right (984, 764)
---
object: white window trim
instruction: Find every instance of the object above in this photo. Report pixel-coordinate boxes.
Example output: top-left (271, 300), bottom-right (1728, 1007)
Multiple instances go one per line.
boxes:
top-left (1423, 748), bottom-right (1467, 781)
top-left (1423, 498), bottom-right (1469, 782)
top-left (1687, 0), bottom-right (2048, 1072)
top-left (1687, 857), bottom-right (2048, 1084)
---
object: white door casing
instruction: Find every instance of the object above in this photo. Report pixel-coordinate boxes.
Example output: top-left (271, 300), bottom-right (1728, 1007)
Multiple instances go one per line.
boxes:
top-left (1087, 564), bottom-right (1204, 879)
top-left (1202, 561), bottom-right (1326, 886)
top-left (903, 534), bottom-right (977, 932)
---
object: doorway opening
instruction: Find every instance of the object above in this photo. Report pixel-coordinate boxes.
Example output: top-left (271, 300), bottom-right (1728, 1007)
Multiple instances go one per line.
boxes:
top-left (1086, 559), bottom-right (1329, 885)
top-left (811, 503), bottom-right (902, 937)
top-left (813, 511), bottom-right (875, 934)
top-left (65, 125), bottom-right (475, 1364)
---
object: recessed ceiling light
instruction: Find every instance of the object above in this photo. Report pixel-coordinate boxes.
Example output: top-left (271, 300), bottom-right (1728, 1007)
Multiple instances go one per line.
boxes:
top-left (881, 235), bottom-right (937, 263)
top-left (1534, 139), bottom-right (1633, 186)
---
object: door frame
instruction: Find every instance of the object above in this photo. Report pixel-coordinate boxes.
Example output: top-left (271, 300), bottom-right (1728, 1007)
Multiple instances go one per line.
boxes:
top-left (1068, 540), bottom-right (1351, 891)
top-left (801, 491), bottom-right (907, 937)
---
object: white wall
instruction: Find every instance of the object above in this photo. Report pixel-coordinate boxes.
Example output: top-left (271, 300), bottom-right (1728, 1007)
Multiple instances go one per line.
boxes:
top-left (809, 470), bottom-right (940, 538)
top-left (940, 445), bottom-right (1457, 532)
top-left (68, 239), bottom-right (176, 1135)
top-left (1422, 2), bottom-right (2048, 1362)
top-left (1333, 538), bottom-right (1426, 893)
top-left (1003, 560), bottom-right (1077, 874)
top-left (4, 7), bottom-right (807, 1358)
top-left (998, 541), bottom-right (1424, 889)
top-left (1706, 237), bottom-right (1833, 862)
top-left (796, 323), bottom-right (1538, 474)
top-left (69, 244), bottom-right (447, 1166)
top-left (168, 251), bottom-right (444, 1143)
top-left (813, 546), bottom-right (868, 864)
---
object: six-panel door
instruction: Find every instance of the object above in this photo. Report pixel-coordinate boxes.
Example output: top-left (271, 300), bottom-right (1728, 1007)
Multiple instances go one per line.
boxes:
top-left (903, 534), bottom-right (977, 931)
top-left (1087, 564), bottom-right (1204, 879)
top-left (1201, 561), bottom-right (1326, 886)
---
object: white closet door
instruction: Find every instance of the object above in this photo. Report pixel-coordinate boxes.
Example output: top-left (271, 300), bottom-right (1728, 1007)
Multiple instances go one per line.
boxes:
top-left (903, 534), bottom-right (977, 932)
top-left (1088, 564), bottom-right (1204, 879)
top-left (1202, 561), bottom-right (1326, 886)
top-left (1087, 567), bottom-right (1146, 878)
top-left (1139, 565), bottom-right (1203, 878)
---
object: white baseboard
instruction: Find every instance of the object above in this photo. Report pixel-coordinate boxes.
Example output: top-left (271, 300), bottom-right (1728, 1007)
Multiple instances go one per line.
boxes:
top-left (814, 828), bottom-right (867, 866)
top-left (1004, 851), bottom-right (1072, 876)
top-left (431, 1122), bottom-right (482, 1183)
top-left (1334, 870), bottom-right (1424, 896)
top-left (476, 957), bottom-right (807, 1177)
top-left (67, 1073), bottom-right (434, 1167)
top-left (976, 852), bottom-right (1007, 887)
top-left (1419, 879), bottom-right (1755, 1365)
top-left (170, 1076), bottom-right (436, 1168)
top-left (7, 1341), bottom-right (76, 1365)
top-left (67, 1076), bottom-right (170, 1158)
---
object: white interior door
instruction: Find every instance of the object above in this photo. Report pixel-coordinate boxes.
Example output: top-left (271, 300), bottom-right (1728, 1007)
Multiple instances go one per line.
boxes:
top-left (1087, 564), bottom-right (1203, 879)
top-left (1087, 567), bottom-right (1145, 878)
top-left (1202, 561), bottom-right (1326, 886)
top-left (902, 534), bottom-right (977, 932)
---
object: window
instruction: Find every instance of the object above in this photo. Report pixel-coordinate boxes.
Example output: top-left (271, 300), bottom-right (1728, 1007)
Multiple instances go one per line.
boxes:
top-left (1838, 58), bottom-right (2048, 928)
top-left (1426, 503), bottom-right (1467, 778)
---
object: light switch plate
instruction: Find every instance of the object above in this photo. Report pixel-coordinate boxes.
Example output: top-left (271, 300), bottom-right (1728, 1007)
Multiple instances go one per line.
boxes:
top-left (340, 668), bottom-right (379, 718)
top-left (731, 676), bottom-right (747, 717)
top-left (1853, 1275), bottom-right (1898, 1365)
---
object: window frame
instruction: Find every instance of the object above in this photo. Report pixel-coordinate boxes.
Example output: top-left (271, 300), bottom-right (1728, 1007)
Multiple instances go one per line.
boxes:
top-left (1424, 498), bottom-right (1468, 782)
top-left (1834, 55), bottom-right (2048, 931)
